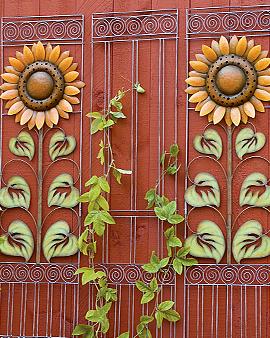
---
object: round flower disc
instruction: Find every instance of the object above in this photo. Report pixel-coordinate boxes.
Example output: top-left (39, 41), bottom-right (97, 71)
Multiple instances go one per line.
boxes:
top-left (206, 54), bottom-right (257, 107)
top-left (0, 41), bottom-right (85, 130)
top-left (186, 36), bottom-right (270, 126)
top-left (18, 61), bottom-right (65, 111)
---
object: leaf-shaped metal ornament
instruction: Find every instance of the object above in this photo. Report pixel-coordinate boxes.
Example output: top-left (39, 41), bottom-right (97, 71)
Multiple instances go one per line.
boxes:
top-left (49, 131), bottom-right (76, 161)
top-left (48, 173), bottom-right (79, 208)
top-left (43, 220), bottom-right (78, 262)
top-left (239, 172), bottom-right (270, 207)
top-left (9, 131), bottom-right (35, 160)
top-left (185, 220), bottom-right (225, 263)
top-left (0, 176), bottom-right (30, 209)
top-left (184, 172), bottom-right (220, 207)
top-left (235, 128), bottom-right (266, 160)
top-left (193, 129), bottom-right (222, 159)
top-left (0, 220), bottom-right (34, 261)
top-left (233, 220), bottom-right (270, 263)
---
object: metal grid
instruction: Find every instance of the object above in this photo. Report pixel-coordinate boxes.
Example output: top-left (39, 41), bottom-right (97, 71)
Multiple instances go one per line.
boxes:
top-left (89, 9), bottom-right (179, 337)
top-left (0, 14), bottom-right (84, 338)
top-left (185, 5), bottom-right (270, 338)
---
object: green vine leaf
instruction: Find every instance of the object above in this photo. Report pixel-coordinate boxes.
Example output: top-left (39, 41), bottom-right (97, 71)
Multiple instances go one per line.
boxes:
top-left (184, 172), bottom-right (220, 207)
top-left (239, 172), bottom-right (270, 207)
top-left (43, 220), bottom-right (78, 262)
top-left (136, 277), bottom-right (158, 304)
top-left (232, 220), bottom-right (270, 263)
top-left (155, 301), bottom-right (180, 329)
top-left (48, 173), bottom-right (79, 208)
top-left (117, 332), bottom-right (130, 338)
top-left (133, 82), bottom-right (145, 94)
top-left (9, 131), bottom-right (35, 160)
top-left (0, 220), bottom-right (34, 261)
top-left (142, 251), bottom-right (170, 273)
top-left (0, 176), bottom-right (30, 209)
top-left (172, 247), bottom-right (197, 275)
top-left (136, 315), bottom-right (153, 337)
top-left (185, 220), bottom-right (225, 263)
top-left (72, 324), bottom-right (94, 337)
top-left (193, 129), bottom-right (222, 159)
top-left (164, 226), bottom-right (182, 256)
top-left (49, 130), bottom-right (76, 161)
top-left (85, 302), bottom-right (112, 334)
top-left (235, 127), bottom-right (266, 160)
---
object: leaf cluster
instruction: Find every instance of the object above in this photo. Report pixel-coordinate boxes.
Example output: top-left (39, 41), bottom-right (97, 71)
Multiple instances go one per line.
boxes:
top-left (88, 89), bottom-right (127, 136)
top-left (160, 143), bottom-right (181, 175)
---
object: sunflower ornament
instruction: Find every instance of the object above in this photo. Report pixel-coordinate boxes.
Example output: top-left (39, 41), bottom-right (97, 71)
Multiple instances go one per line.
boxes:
top-left (0, 41), bottom-right (85, 130)
top-left (186, 36), bottom-right (270, 126)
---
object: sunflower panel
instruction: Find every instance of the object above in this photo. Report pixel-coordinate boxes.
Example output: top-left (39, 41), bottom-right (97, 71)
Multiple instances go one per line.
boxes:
top-left (184, 4), bottom-right (270, 338)
top-left (0, 14), bottom-right (84, 338)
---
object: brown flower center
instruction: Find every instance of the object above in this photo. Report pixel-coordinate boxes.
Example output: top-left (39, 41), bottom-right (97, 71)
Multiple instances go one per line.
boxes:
top-left (216, 65), bottom-right (246, 96)
top-left (18, 61), bottom-right (64, 111)
top-left (206, 55), bottom-right (257, 107)
top-left (26, 71), bottom-right (54, 100)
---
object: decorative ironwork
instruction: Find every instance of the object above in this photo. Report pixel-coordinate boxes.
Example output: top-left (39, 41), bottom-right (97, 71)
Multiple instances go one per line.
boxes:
top-left (187, 9), bottom-right (270, 35)
top-left (0, 41), bottom-right (85, 129)
top-left (0, 262), bottom-right (78, 283)
top-left (92, 9), bottom-right (178, 41)
top-left (3, 17), bottom-right (83, 43)
top-left (0, 14), bottom-right (84, 338)
top-left (186, 35), bottom-right (270, 126)
top-left (185, 5), bottom-right (270, 337)
top-left (186, 264), bottom-right (270, 286)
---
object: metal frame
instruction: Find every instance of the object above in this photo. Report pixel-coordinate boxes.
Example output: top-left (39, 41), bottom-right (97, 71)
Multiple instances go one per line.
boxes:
top-left (185, 5), bottom-right (270, 338)
top-left (90, 9), bottom-right (179, 338)
top-left (0, 14), bottom-right (84, 338)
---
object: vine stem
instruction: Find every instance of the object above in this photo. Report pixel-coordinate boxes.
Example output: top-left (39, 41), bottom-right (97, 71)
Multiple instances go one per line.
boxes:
top-left (36, 128), bottom-right (43, 263)
top-left (227, 126), bottom-right (232, 264)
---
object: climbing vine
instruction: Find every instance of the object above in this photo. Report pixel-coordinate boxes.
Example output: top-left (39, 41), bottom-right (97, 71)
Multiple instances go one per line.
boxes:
top-left (73, 85), bottom-right (197, 338)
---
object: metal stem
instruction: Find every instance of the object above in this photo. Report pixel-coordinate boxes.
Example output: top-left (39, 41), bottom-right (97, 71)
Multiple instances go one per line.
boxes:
top-left (227, 126), bottom-right (232, 264)
top-left (36, 128), bottom-right (43, 263)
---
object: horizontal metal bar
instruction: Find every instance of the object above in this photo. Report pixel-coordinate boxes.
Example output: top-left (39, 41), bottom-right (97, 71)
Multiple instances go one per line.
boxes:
top-left (93, 8), bottom-right (177, 16)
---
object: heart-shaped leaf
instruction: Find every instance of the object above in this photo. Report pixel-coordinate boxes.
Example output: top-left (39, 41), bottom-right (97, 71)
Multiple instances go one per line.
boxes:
top-left (184, 172), bottom-right (220, 207)
top-left (235, 128), bottom-right (266, 160)
top-left (185, 220), bottom-right (225, 263)
top-left (193, 129), bottom-right (222, 159)
top-left (43, 220), bottom-right (78, 262)
top-left (0, 220), bottom-right (34, 261)
top-left (233, 220), bottom-right (270, 263)
top-left (239, 172), bottom-right (270, 207)
top-left (0, 176), bottom-right (30, 209)
top-left (49, 130), bottom-right (76, 161)
top-left (48, 173), bottom-right (79, 208)
top-left (9, 131), bottom-right (35, 160)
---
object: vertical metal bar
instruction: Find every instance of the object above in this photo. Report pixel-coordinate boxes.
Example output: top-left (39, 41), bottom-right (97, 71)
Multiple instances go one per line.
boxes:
top-left (211, 285), bottom-right (214, 338)
top-left (215, 286), bottom-right (219, 338)
top-left (226, 126), bottom-right (232, 264)
top-left (130, 40), bottom-right (135, 264)
top-left (255, 286), bottom-right (258, 338)
top-left (36, 129), bottom-right (43, 263)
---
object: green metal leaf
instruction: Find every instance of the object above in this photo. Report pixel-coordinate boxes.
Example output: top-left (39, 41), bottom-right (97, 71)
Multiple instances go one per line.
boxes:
top-left (48, 173), bottom-right (79, 208)
top-left (184, 172), bottom-right (220, 207)
top-left (233, 220), bottom-right (270, 263)
top-left (43, 220), bottom-right (78, 262)
top-left (239, 172), bottom-right (270, 207)
top-left (193, 129), bottom-right (222, 159)
top-left (0, 176), bottom-right (30, 209)
top-left (185, 220), bottom-right (225, 263)
top-left (9, 131), bottom-right (35, 160)
top-left (0, 220), bottom-right (34, 261)
top-left (235, 128), bottom-right (266, 160)
top-left (49, 130), bottom-right (76, 161)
